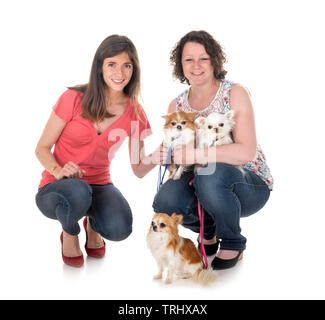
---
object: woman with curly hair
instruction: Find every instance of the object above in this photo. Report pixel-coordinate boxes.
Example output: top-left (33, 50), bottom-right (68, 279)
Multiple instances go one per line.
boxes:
top-left (153, 30), bottom-right (273, 270)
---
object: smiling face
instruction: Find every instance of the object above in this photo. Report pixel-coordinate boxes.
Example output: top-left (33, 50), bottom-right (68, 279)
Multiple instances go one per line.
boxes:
top-left (181, 42), bottom-right (215, 86)
top-left (102, 51), bottom-right (133, 92)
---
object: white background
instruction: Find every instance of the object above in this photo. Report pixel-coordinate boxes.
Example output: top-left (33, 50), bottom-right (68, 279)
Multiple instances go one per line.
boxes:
top-left (0, 0), bottom-right (324, 300)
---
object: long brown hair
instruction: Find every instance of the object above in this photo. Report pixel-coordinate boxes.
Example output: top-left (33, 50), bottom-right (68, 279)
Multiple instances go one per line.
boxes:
top-left (69, 35), bottom-right (142, 122)
top-left (170, 30), bottom-right (227, 85)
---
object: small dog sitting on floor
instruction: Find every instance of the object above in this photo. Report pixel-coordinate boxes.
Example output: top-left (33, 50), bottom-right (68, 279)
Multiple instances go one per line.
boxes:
top-left (195, 110), bottom-right (244, 174)
top-left (147, 213), bottom-right (216, 285)
top-left (161, 111), bottom-right (197, 180)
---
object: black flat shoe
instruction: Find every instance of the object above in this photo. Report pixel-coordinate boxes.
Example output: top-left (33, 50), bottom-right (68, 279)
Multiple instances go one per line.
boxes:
top-left (197, 238), bottom-right (220, 256)
top-left (211, 251), bottom-right (243, 270)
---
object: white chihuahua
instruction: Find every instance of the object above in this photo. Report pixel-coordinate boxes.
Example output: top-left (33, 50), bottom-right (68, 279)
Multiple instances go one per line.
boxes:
top-left (195, 110), bottom-right (244, 174)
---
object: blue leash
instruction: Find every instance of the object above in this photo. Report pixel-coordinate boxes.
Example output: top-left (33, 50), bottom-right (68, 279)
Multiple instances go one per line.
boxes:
top-left (157, 145), bottom-right (173, 192)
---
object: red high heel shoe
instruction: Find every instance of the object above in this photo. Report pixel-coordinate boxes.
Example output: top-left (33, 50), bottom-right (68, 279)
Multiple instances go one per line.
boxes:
top-left (60, 232), bottom-right (84, 267)
top-left (83, 217), bottom-right (106, 258)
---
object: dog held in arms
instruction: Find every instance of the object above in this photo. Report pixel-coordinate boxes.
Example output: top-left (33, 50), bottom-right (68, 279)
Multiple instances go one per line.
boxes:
top-left (194, 110), bottom-right (244, 174)
top-left (161, 111), bottom-right (197, 180)
top-left (147, 213), bottom-right (216, 285)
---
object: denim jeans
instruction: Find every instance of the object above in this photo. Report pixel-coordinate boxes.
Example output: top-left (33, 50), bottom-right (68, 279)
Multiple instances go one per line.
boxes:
top-left (153, 163), bottom-right (271, 251)
top-left (35, 178), bottom-right (133, 241)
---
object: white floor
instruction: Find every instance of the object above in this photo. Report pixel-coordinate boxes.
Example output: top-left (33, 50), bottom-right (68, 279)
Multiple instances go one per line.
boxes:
top-left (1, 168), bottom-right (324, 300)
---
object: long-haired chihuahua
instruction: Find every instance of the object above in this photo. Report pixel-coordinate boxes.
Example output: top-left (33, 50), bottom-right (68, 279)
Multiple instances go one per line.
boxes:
top-left (147, 213), bottom-right (216, 285)
top-left (161, 111), bottom-right (197, 180)
top-left (195, 110), bottom-right (244, 174)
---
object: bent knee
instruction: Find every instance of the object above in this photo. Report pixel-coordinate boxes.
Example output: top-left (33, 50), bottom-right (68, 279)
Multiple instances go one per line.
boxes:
top-left (153, 193), bottom-right (180, 215)
top-left (36, 179), bottom-right (92, 219)
top-left (97, 210), bottom-right (133, 242)
top-left (195, 162), bottom-right (243, 189)
top-left (101, 222), bottom-right (132, 241)
top-left (153, 188), bottom-right (190, 214)
top-left (64, 179), bottom-right (92, 209)
top-left (68, 179), bottom-right (92, 195)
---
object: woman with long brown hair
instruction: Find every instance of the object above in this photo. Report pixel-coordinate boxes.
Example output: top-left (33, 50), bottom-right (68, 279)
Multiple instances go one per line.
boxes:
top-left (35, 35), bottom-right (166, 267)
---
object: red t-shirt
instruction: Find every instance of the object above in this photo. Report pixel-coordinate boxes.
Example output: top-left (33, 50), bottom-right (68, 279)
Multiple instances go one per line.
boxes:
top-left (39, 89), bottom-right (152, 188)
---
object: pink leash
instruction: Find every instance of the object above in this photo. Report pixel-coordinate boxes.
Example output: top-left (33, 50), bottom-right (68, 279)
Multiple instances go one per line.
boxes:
top-left (189, 179), bottom-right (208, 269)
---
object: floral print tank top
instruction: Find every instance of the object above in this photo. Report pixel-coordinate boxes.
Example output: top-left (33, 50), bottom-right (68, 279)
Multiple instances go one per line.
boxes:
top-left (176, 79), bottom-right (273, 190)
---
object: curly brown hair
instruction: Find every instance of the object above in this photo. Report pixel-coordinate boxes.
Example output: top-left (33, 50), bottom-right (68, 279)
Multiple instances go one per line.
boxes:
top-left (170, 30), bottom-right (227, 85)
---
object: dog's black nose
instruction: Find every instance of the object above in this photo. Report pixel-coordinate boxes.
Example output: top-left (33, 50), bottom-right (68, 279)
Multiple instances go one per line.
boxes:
top-left (177, 125), bottom-right (182, 130)
top-left (215, 128), bottom-right (219, 133)
top-left (153, 225), bottom-right (157, 232)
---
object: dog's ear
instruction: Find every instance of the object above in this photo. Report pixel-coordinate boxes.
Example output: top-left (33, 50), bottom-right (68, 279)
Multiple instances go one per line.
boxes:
top-left (194, 116), bottom-right (206, 128)
top-left (225, 110), bottom-right (235, 120)
top-left (186, 112), bottom-right (199, 121)
top-left (171, 213), bottom-right (183, 225)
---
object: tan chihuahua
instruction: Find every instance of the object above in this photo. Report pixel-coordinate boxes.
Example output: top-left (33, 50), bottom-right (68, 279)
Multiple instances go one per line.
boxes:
top-left (161, 111), bottom-right (197, 180)
top-left (147, 213), bottom-right (216, 285)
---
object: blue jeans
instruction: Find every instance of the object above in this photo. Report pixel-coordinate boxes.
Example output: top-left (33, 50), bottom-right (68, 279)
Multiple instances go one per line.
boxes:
top-left (153, 163), bottom-right (270, 251)
top-left (35, 178), bottom-right (133, 240)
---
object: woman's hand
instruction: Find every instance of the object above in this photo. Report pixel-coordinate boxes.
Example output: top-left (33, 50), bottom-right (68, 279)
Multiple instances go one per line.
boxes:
top-left (172, 145), bottom-right (196, 166)
top-left (150, 142), bottom-right (170, 165)
top-left (129, 140), bottom-right (169, 178)
top-left (53, 161), bottom-right (86, 180)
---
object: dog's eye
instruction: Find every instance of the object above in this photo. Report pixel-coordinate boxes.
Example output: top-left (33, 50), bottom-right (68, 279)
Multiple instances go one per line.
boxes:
top-left (181, 121), bottom-right (186, 125)
top-left (160, 223), bottom-right (166, 228)
top-left (151, 221), bottom-right (155, 226)
top-left (208, 125), bottom-right (213, 129)
top-left (219, 123), bottom-right (224, 127)
top-left (171, 121), bottom-right (176, 126)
